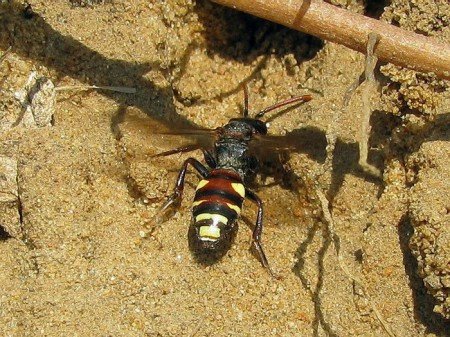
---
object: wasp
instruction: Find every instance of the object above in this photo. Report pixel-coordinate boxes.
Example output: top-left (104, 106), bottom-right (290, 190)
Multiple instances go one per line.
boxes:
top-left (146, 86), bottom-right (311, 276)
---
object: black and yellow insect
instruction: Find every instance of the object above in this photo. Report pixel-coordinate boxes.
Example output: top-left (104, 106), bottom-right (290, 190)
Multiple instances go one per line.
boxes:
top-left (155, 87), bottom-right (311, 276)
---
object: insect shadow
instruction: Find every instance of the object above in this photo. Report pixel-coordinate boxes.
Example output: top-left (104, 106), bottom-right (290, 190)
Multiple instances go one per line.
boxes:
top-left (0, 2), bottom-right (182, 130)
top-left (166, 0), bottom-right (324, 107)
top-left (195, 0), bottom-right (323, 63)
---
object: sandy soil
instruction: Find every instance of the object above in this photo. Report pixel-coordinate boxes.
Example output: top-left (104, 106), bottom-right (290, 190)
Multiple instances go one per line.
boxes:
top-left (0, 0), bottom-right (449, 336)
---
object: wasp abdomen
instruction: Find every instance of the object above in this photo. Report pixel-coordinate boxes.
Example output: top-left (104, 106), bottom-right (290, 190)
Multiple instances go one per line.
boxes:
top-left (192, 169), bottom-right (245, 243)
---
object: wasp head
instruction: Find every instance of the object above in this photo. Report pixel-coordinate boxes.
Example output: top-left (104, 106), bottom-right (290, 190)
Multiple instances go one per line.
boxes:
top-left (220, 118), bottom-right (267, 140)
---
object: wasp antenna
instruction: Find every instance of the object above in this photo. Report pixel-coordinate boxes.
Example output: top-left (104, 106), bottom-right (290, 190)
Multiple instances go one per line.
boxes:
top-left (242, 84), bottom-right (249, 118)
top-left (255, 94), bottom-right (312, 119)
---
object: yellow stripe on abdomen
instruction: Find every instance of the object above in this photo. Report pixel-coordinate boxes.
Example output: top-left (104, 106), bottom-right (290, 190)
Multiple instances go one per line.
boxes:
top-left (226, 203), bottom-right (241, 215)
top-left (231, 182), bottom-right (245, 198)
top-left (195, 179), bottom-right (209, 191)
top-left (195, 213), bottom-right (228, 225)
top-left (199, 225), bottom-right (221, 240)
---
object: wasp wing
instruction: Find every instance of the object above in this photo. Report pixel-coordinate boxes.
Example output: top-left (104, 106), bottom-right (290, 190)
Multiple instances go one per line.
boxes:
top-left (118, 108), bottom-right (217, 159)
top-left (117, 108), bottom-right (217, 206)
top-left (249, 127), bottom-right (327, 163)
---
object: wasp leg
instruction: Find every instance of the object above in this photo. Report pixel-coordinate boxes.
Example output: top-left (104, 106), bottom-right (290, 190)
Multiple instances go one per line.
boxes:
top-left (245, 189), bottom-right (278, 278)
top-left (202, 149), bottom-right (217, 168)
top-left (144, 158), bottom-right (209, 240)
top-left (161, 157), bottom-right (209, 212)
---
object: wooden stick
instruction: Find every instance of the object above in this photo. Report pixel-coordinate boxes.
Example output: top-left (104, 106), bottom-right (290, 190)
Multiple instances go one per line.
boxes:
top-left (211, 0), bottom-right (450, 80)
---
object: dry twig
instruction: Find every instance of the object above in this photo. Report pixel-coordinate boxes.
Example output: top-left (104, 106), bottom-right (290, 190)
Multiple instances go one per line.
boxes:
top-left (211, 0), bottom-right (450, 80)
top-left (310, 134), bottom-right (396, 335)
top-left (314, 187), bottom-right (397, 337)
top-left (358, 33), bottom-right (382, 178)
top-left (344, 33), bottom-right (382, 178)
top-left (56, 85), bottom-right (136, 94)
top-left (304, 64), bottom-right (395, 334)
